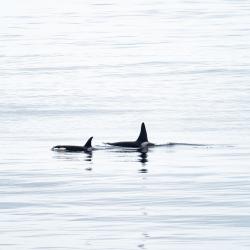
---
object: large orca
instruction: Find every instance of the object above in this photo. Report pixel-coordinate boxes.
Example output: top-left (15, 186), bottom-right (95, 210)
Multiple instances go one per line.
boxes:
top-left (52, 137), bottom-right (93, 152)
top-left (107, 123), bottom-right (154, 148)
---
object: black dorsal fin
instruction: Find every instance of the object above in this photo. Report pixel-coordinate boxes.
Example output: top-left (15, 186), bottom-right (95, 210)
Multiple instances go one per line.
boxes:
top-left (136, 122), bottom-right (148, 143)
top-left (84, 137), bottom-right (93, 147)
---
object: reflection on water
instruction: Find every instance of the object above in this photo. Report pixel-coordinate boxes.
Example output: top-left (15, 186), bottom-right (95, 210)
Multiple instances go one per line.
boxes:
top-left (138, 243), bottom-right (145, 249)
top-left (138, 150), bottom-right (148, 173)
top-left (52, 150), bottom-right (93, 171)
top-left (84, 151), bottom-right (93, 162)
top-left (52, 151), bottom-right (93, 161)
top-left (138, 152), bottom-right (148, 164)
top-left (85, 151), bottom-right (93, 171)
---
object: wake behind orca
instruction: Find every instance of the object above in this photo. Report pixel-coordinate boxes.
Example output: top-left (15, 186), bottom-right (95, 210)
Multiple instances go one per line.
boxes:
top-left (52, 136), bottom-right (93, 152)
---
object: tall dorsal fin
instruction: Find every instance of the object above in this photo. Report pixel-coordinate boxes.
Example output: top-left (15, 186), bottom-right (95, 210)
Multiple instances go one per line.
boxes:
top-left (84, 137), bottom-right (93, 147)
top-left (136, 122), bottom-right (148, 143)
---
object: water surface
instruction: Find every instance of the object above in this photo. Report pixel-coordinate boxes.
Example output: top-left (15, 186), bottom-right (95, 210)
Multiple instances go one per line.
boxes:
top-left (1, 0), bottom-right (250, 249)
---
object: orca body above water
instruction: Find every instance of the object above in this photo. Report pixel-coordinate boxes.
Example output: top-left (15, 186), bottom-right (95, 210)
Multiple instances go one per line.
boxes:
top-left (51, 123), bottom-right (207, 154)
top-left (52, 137), bottom-right (93, 152)
top-left (106, 122), bottom-right (155, 148)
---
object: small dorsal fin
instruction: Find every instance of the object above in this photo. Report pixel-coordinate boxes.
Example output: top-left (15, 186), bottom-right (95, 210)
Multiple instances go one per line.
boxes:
top-left (84, 137), bottom-right (93, 148)
top-left (136, 122), bottom-right (148, 143)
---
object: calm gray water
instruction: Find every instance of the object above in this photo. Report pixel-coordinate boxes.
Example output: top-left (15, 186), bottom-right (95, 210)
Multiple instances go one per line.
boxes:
top-left (1, 0), bottom-right (250, 249)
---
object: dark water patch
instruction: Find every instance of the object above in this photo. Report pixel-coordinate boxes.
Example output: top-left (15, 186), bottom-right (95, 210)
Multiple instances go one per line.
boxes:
top-left (0, 244), bottom-right (17, 246)
top-left (34, 247), bottom-right (82, 250)
top-left (0, 108), bottom-right (150, 117)
top-left (0, 202), bottom-right (39, 209)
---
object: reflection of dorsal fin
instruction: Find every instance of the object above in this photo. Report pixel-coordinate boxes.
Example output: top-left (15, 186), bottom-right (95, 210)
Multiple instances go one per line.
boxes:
top-left (136, 123), bottom-right (148, 143)
top-left (84, 137), bottom-right (93, 147)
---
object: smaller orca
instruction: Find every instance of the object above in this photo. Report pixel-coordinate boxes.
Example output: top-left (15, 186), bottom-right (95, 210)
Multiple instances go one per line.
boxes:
top-left (52, 137), bottom-right (93, 152)
top-left (107, 123), bottom-right (154, 148)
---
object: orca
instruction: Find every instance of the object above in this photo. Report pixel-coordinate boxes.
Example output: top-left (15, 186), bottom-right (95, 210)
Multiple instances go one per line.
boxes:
top-left (52, 137), bottom-right (93, 152)
top-left (106, 123), bottom-right (154, 148)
